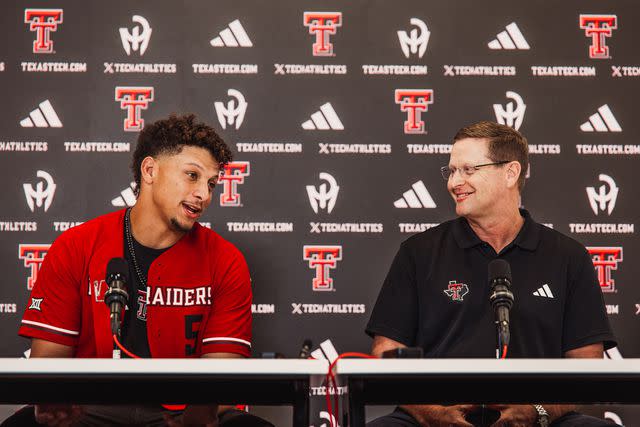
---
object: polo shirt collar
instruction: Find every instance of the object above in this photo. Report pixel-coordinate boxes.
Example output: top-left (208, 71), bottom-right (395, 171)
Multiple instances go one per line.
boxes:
top-left (452, 209), bottom-right (540, 251)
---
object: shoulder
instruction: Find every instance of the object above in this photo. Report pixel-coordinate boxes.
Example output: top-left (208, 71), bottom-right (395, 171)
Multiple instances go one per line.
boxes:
top-left (537, 223), bottom-right (590, 258)
top-left (52, 209), bottom-right (124, 250)
top-left (189, 225), bottom-right (250, 286)
top-left (401, 218), bottom-right (458, 253)
top-left (190, 224), bottom-right (246, 262)
top-left (534, 223), bottom-right (594, 277)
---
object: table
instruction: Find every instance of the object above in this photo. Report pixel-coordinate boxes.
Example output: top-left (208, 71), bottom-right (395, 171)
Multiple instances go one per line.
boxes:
top-left (337, 359), bottom-right (640, 427)
top-left (0, 358), bottom-right (328, 426)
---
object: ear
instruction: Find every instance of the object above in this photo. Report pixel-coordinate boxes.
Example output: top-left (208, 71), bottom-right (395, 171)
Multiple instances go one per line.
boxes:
top-left (140, 156), bottom-right (157, 186)
top-left (505, 161), bottom-right (521, 189)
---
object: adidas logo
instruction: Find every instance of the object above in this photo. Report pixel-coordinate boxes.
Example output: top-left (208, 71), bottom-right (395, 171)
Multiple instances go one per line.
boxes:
top-left (111, 182), bottom-right (137, 207)
top-left (301, 102), bottom-right (344, 130)
top-left (394, 181), bottom-right (436, 208)
top-left (488, 22), bottom-right (530, 50)
top-left (580, 104), bottom-right (622, 132)
top-left (210, 19), bottom-right (253, 47)
top-left (533, 284), bottom-right (554, 298)
top-left (309, 339), bottom-right (339, 363)
top-left (20, 100), bottom-right (62, 128)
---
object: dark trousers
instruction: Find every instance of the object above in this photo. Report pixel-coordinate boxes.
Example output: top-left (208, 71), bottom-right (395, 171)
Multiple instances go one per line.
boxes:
top-left (367, 407), bottom-right (617, 427)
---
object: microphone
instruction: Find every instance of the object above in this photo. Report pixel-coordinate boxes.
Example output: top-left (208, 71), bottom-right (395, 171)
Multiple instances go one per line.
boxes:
top-left (299, 339), bottom-right (313, 358)
top-left (105, 258), bottom-right (130, 337)
top-left (488, 259), bottom-right (514, 351)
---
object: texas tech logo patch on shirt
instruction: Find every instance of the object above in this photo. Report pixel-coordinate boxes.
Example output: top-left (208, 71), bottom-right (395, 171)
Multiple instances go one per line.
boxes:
top-left (444, 280), bottom-right (469, 302)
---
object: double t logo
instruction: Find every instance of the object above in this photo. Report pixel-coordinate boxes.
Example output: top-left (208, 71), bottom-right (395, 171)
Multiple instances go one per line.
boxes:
top-left (303, 246), bottom-right (342, 291)
top-left (579, 15), bottom-right (617, 59)
top-left (25, 9), bottom-right (63, 54)
top-left (303, 12), bottom-right (342, 56)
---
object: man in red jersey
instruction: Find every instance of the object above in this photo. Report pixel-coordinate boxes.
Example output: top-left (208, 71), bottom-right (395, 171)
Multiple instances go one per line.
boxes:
top-left (15, 114), bottom-right (271, 427)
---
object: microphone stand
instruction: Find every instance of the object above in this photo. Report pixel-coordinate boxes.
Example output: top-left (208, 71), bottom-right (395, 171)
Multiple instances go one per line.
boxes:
top-left (496, 320), bottom-right (509, 359)
top-left (490, 277), bottom-right (513, 360)
top-left (112, 317), bottom-right (122, 359)
top-left (105, 258), bottom-right (130, 360)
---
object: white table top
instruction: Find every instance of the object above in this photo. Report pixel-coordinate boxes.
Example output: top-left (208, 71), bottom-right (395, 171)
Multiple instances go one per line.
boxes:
top-left (4, 358), bottom-right (639, 377)
top-left (336, 358), bottom-right (640, 375)
top-left (0, 358), bottom-right (329, 375)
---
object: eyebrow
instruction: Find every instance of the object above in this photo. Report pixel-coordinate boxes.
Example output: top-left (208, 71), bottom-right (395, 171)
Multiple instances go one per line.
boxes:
top-left (185, 162), bottom-right (219, 181)
top-left (185, 162), bottom-right (204, 171)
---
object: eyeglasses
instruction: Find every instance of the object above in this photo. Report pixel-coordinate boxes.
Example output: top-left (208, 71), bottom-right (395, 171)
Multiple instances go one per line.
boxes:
top-left (440, 161), bottom-right (511, 180)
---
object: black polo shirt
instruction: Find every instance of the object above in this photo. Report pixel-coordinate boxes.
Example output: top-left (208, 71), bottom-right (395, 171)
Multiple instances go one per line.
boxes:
top-left (366, 210), bottom-right (616, 358)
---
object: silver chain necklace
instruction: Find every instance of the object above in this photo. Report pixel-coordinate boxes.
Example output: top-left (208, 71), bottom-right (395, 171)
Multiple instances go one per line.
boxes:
top-left (124, 208), bottom-right (146, 287)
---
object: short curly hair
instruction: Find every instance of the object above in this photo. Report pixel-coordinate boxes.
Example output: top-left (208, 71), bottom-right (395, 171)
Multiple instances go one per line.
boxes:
top-left (131, 113), bottom-right (233, 195)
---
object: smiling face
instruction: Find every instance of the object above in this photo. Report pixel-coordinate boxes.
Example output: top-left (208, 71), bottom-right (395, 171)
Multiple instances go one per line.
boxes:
top-left (447, 138), bottom-right (509, 221)
top-left (146, 145), bottom-right (220, 233)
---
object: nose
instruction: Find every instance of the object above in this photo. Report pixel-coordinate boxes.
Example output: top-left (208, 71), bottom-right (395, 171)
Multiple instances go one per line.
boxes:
top-left (449, 169), bottom-right (465, 188)
top-left (193, 180), bottom-right (210, 202)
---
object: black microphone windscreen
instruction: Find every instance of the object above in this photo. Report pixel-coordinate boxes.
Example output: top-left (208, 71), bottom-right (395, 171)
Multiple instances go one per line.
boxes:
top-left (488, 259), bottom-right (512, 283)
top-left (106, 258), bottom-right (130, 284)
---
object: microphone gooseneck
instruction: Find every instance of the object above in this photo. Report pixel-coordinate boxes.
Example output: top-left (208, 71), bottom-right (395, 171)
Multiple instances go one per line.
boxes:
top-left (488, 259), bottom-right (514, 357)
top-left (105, 258), bottom-right (130, 338)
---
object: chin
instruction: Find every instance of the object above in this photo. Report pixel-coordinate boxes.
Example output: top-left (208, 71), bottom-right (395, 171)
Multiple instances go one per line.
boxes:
top-left (170, 217), bottom-right (194, 233)
top-left (455, 203), bottom-right (469, 217)
top-left (457, 205), bottom-right (480, 220)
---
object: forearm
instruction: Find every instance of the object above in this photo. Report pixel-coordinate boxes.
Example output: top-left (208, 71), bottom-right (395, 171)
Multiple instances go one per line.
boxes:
top-left (547, 343), bottom-right (603, 421)
top-left (399, 404), bottom-right (478, 426)
top-left (201, 353), bottom-right (243, 417)
top-left (398, 405), bottom-right (439, 425)
top-left (30, 338), bottom-right (74, 357)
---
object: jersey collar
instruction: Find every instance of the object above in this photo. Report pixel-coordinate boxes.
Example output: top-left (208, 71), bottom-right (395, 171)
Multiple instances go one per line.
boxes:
top-left (452, 209), bottom-right (541, 252)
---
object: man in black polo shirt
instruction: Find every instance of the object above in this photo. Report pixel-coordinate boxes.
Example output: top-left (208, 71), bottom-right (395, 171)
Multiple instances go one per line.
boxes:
top-left (366, 121), bottom-right (616, 427)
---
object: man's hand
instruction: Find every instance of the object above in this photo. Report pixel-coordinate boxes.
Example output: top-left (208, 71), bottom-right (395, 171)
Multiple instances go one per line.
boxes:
top-left (164, 404), bottom-right (219, 427)
top-left (487, 404), bottom-right (537, 427)
top-left (401, 404), bottom-right (478, 427)
top-left (31, 340), bottom-right (80, 426)
top-left (163, 353), bottom-right (242, 426)
top-left (34, 404), bottom-right (83, 427)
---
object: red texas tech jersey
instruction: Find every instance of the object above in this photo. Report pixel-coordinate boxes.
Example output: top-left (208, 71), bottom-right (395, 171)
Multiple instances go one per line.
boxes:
top-left (20, 210), bottom-right (252, 358)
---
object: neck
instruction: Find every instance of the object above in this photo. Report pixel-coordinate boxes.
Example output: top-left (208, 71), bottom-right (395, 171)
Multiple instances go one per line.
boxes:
top-left (466, 207), bottom-right (524, 254)
top-left (129, 202), bottom-right (184, 249)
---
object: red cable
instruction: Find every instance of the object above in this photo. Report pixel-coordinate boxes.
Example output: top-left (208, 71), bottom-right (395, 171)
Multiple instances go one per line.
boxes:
top-left (113, 335), bottom-right (247, 412)
top-left (112, 334), bottom-right (140, 359)
top-left (325, 352), bottom-right (378, 427)
top-left (501, 345), bottom-right (508, 359)
top-left (323, 347), bottom-right (509, 427)
top-left (113, 335), bottom-right (187, 411)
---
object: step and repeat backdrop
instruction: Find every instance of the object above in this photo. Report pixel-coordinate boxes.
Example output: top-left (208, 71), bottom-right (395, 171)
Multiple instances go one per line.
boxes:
top-left (1, 0), bottom-right (639, 425)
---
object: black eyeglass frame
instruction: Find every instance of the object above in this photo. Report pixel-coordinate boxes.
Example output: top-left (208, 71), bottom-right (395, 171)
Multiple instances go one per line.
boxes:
top-left (440, 160), bottom-right (512, 180)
